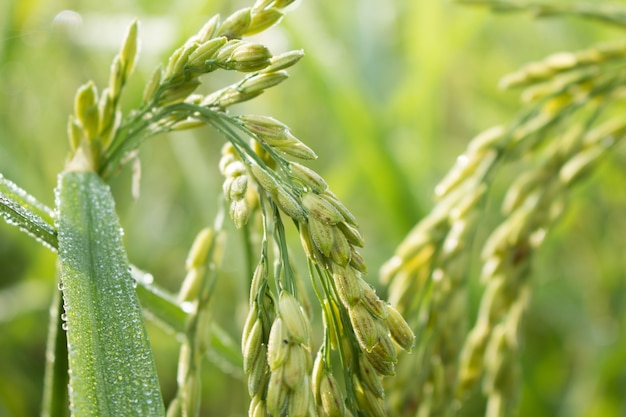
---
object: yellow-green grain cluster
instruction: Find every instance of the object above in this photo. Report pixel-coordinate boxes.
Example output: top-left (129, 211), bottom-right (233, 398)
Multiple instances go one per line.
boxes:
top-left (205, 58), bottom-right (415, 414)
top-left (238, 133), bottom-right (416, 414)
top-left (73, 0), bottom-right (305, 179)
top-left (220, 143), bottom-right (254, 229)
top-left (242, 256), bottom-right (314, 416)
top-left (458, 117), bottom-right (626, 416)
top-left (264, 292), bottom-right (313, 416)
top-left (170, 227), bottom-right (224, 417)
top-left (67, 22), bottom-right (138, 171)
top-left (381, 25), bottom-right (626, 416)
top-left (381, 125), bottom-right (501, 416)
top-left (138, 1), bottom-right (302, 114)
top-left (236, 139), bottom-right (415, 415)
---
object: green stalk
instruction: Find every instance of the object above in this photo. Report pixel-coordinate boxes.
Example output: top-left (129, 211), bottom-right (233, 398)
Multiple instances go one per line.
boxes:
top-left (56, 170), bottom-right (165, 417)
top-left (42, 284), bottom-right (70, 417)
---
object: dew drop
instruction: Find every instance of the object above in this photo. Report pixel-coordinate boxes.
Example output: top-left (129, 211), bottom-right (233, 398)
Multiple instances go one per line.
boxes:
top-left (142, 273), bottom-right (154, 285)
top-left (180, 301), bottom-right (195, 313)
top-left (52, 10), bottom-right (83, 35)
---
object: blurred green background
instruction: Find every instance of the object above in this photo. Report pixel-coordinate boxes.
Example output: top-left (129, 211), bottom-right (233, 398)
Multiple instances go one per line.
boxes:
top-left (1, 0), bottom-right (625, 416)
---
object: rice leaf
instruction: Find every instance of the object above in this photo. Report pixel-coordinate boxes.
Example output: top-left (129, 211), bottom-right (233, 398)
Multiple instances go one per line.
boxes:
top-left (56, 170), bottom-right (165, 417)
top-left (0, 173), bottom-right (57, 250)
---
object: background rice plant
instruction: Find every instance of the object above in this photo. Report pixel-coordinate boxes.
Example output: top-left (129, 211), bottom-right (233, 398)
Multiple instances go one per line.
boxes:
top-left (0, 0), bottom-right (625, 416)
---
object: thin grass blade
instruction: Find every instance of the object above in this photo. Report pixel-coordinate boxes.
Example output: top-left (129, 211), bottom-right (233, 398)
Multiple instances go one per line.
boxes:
top-left (133, 271), bottom-right (244, 375)
top-left (0, 173), bottom-right (57, 249)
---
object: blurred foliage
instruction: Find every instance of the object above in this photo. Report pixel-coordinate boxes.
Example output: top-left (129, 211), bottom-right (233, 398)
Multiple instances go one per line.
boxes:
top-left (0, 0), bottom-right (625, 416)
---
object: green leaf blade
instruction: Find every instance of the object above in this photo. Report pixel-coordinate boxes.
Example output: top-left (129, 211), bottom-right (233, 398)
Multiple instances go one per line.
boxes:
top-left (56, 171), bottom-right (165, 417)
top-left (0, 173), bottom-right (58, 249)
top-left (42, 286), bottom-right (70, 417)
